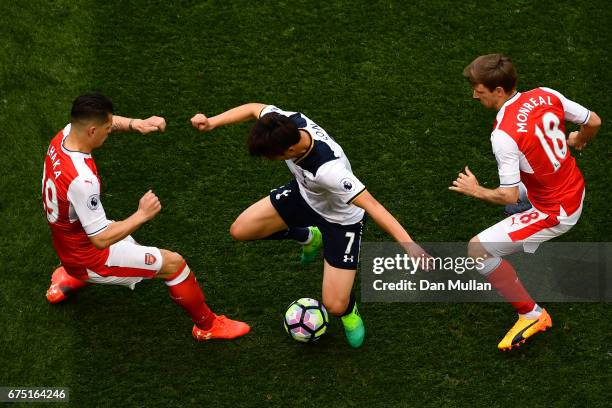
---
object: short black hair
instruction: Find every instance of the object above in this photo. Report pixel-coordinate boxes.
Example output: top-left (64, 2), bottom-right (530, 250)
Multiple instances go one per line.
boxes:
top-left (248, 113), bottom-right (300, 158)
top-left (71, 93), bottom-right (114, 125)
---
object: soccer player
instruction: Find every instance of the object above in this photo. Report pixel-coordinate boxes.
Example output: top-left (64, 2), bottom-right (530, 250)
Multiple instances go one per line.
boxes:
top-left (450, 54), bottom-right (601, 350)
top-left (190, 104), bottom-right (428, 348)
top-left (43, 94), bottom-right (250, 341)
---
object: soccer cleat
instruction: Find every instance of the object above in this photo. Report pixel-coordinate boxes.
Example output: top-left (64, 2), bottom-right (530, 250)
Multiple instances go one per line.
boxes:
top-left (504, 199), bottom-right (533, 216)
top-left (300, 226), bottom-right (322, 266)
top-left (341, 305), bottom-right (365, 348)
top-left (498, 309), bottom-right (552, 350)
top-left (46, 266), bottom-right (88, 304)
top-left (192, 315), bottom-right (251, 341)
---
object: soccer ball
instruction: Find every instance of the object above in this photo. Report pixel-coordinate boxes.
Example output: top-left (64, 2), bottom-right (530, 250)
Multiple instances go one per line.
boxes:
top-left (283, 298), bottom-right (329, 342)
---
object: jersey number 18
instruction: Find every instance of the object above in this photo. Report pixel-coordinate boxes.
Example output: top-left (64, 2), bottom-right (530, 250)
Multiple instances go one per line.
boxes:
top-left (534, 112), bottom-right (568, 172)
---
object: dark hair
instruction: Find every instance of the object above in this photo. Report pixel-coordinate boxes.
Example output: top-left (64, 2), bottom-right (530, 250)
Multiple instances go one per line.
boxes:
top-left (248, 113), bottom-right (300, 158)
top-left (463, 54), bottom-right (518, 93)
top-left (71, 93), bottom-right (114, 125)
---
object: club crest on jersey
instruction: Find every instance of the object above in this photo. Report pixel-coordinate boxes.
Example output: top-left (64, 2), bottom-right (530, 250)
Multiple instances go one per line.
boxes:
top-left (340, 178), bottom-right (355, 192)
top-left (145, 253), bottom-right (157, 265)
top-left (87, 194), bottom-right (100, 210)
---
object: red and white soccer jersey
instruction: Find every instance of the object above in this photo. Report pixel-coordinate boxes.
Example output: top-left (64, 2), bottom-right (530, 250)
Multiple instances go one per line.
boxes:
top-left (491, 87), bottom-right (589, 216)
top-left (42, 125), bottom-right (162, 285)
top-left (42, 124), bottom-right (111, 271)
top-left (479, 88), bottom-right (590, 256)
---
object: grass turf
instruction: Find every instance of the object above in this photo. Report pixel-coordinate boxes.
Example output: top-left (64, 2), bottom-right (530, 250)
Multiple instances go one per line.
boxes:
top-left (1, 0), bottom-right (610, 406)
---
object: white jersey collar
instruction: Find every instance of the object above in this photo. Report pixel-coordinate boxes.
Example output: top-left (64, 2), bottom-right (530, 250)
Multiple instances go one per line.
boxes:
top-left (60, 124), bottom-right (92, 157)
top-left (501, 91), bottom-right (521, 109)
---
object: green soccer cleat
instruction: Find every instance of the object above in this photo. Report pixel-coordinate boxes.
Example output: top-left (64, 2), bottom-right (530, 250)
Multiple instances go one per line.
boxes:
top-left (300, 226), bottom-right (322, 266)
top-left (341, 304), bottom-right (365, 348)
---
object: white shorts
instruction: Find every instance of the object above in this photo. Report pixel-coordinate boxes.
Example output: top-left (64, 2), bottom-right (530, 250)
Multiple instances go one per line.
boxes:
top-left (478, 193), bottom-right (584, 258)
top-left (85, 236), bottom-right (163, 289)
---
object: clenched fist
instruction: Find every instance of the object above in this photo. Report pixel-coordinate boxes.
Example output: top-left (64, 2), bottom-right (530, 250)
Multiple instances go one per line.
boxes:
top-left (568, 131), bottom-right (588, 151)
top-left (133, 116), bottom-right (166, 134)
top-left (190, 113), bottom-right (214, 132)
top-left (137, 190), bottom-right (162, 221)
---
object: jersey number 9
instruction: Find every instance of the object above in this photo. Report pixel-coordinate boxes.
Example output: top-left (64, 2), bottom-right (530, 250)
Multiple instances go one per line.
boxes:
top-left (43, 177), bottom-right (59, 223)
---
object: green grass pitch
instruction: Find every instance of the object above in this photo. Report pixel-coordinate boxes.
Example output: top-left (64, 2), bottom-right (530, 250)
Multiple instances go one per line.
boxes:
top-left (1, 1), bottom-right (610, 406)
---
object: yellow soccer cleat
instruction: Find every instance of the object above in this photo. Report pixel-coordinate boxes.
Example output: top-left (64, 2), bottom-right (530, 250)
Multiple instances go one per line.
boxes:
top-left (498, 309), bottom-right (552, 351)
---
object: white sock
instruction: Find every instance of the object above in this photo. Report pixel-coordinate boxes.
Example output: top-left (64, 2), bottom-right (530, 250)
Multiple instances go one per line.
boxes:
top-left (520, 304), bottom-right (542, 319)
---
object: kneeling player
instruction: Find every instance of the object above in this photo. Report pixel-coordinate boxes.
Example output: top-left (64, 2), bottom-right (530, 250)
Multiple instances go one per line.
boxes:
top-left (450, 54), bottom-right (601, 350)
top-left (43, 94), bottom-right (249, 341)
top-left (191, 104), bottom-right (427, 348)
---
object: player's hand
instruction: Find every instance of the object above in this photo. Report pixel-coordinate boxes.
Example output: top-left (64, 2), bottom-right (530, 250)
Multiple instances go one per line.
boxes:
top-left (449, 166), bottom-right (480, 197)
top-left (133, 116), bottom-right (166, 134)
top-left (403, 242), bottom-right (434, 272)
top-left (568, 131), bottom-right (587, 151)
top-left (137, 190), bottom-right (162, 221)
top-left (191, 113), bottom-right (214, 132)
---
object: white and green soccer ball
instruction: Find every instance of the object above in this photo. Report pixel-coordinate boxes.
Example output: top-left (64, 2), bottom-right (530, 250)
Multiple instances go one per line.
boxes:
top-left (283, 298), bottom-right (329, 342)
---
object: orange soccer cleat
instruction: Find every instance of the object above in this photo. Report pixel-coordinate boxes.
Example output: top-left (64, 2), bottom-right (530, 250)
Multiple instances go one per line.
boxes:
top-left (46, 266), bottom-right (89, 304)
top-left (498, 309), bottom-right (552, 350)
top-left (192, 315), bottom-right (251, 341)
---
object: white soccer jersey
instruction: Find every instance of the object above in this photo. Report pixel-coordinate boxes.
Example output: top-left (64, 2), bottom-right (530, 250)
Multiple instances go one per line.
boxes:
top-left (259, 105), bottom-right (366, 225)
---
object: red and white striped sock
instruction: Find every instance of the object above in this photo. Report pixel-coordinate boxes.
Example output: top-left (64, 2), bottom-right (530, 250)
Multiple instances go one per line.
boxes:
top-left (165, 263), bottom-right (215, 330)
top-left (485, 259), bottom-right (537, 315)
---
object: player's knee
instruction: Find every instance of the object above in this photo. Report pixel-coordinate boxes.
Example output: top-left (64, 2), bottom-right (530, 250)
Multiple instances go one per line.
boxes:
top-left (323, 296), bottom-right (349, 316)
top-left (229, 221), bottom-right (249, 241)
top-left (467, 236), bottom-right (487, 259)
top-left (161, 250), bottom-right (185, 274)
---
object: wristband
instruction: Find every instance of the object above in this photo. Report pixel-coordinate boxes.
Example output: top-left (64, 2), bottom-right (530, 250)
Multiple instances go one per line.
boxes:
top-left (128, 119), bottom-right (135, 132)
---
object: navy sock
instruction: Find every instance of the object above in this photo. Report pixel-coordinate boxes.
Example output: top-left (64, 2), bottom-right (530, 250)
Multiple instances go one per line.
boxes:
top-left (264, 227), bottom-right (310, 243)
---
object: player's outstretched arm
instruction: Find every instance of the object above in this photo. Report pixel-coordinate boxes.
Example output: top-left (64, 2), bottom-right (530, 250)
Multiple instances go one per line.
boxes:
top-left (449, 166), bottom-right (519, 205)
top-left (111, 115), bottom-right (166, 134)
top-left (89, 190), bottom-right (161, 250)
top-left (352, 190), bottom-right (429, 259)
top-left (568, 111), bottom-right (602, 151)
top-left (190, 103), bottom-right (267, 132)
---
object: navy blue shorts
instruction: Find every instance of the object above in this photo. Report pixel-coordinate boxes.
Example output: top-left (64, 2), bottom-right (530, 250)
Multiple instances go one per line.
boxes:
top-left (270, 180), bottom-right (366, 269)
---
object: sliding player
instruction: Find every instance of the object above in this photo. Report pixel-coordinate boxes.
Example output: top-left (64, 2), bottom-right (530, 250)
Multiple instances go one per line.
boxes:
top-left (191, 104), bottom-right (427, 348)
top-left (450, 54), bottom-right (601, 350)
top-left (43, 94), bottom-right (250, 341)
